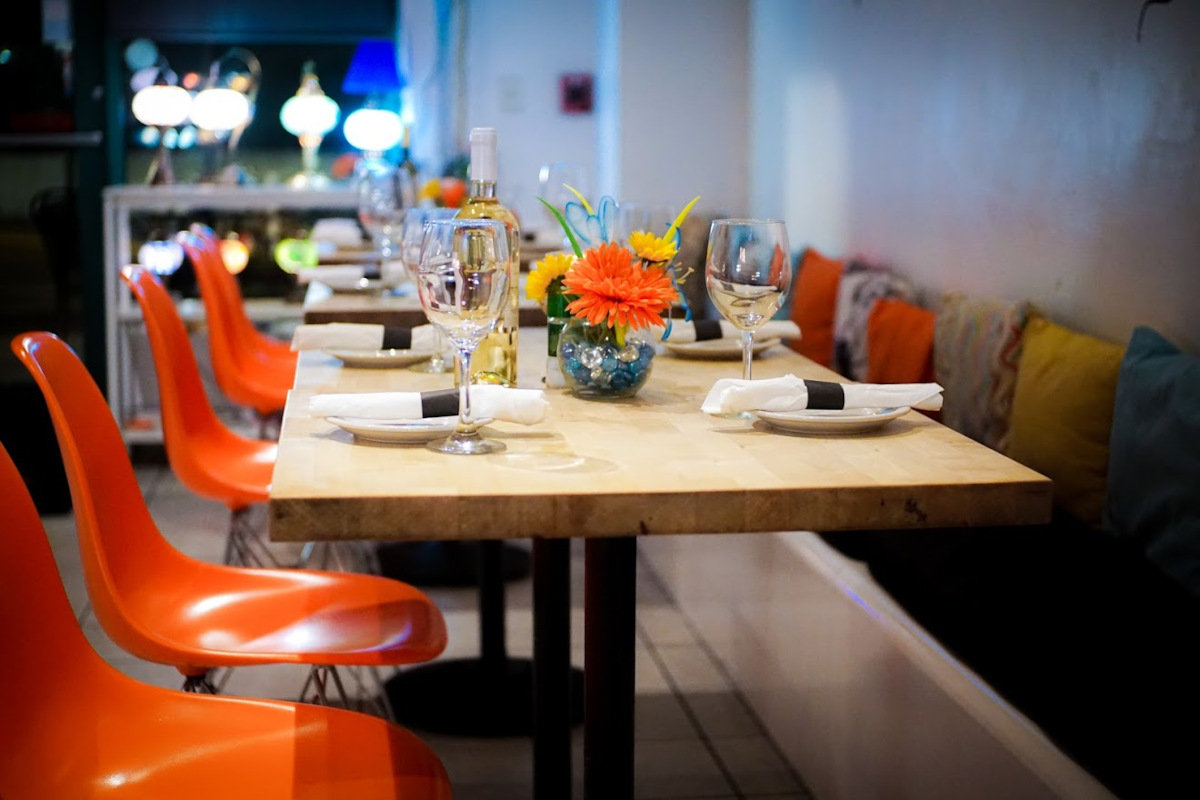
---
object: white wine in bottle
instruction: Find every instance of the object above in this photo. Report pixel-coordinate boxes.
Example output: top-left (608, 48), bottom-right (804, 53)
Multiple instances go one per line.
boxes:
top-left (455, 127), bottom-right (520, 386)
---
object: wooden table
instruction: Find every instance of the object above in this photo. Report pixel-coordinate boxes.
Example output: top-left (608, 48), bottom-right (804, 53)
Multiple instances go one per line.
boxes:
top-left (269, 329), bottom-right (1051, 799)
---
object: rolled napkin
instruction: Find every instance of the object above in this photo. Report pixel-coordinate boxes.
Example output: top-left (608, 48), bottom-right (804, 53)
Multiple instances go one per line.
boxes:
top-left (701, 375), bottom-right (943, 416)
top-left (291, 323), bottom-right (439, 352)
top-left (309, 386), bottom-right (549, 426)
top-left (296, 265), bottom-right (371, 290)
top-left (649, 319), bottom-right (802, 343)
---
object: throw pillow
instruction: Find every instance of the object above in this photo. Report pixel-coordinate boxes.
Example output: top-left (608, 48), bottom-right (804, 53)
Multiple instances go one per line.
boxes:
top-left (1006, 316), bottom-right (1124, 527)
top-left (1104, 326), bottom-right (1200, 599)
top-left (933, 292), bottom-right (1028, 452)
top-left (787, 248), bottom-right (843, 368)
top-left (866, 297), bottom-right (936, 384)
top-left (832, 260), bottom-right (915, 381)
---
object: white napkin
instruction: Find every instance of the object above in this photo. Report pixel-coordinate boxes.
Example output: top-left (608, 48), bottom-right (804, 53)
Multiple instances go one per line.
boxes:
top-left (296, 265), bottom-right (369, 290)
top-left (311, 218), bottom-right (366, 248)
top-left (309, 385), bottom-right (549, 426)
top-left (701, 375), bottom-right (943, 416)
top-left (291, 323), bottom-right (438, 352)
top-left (647, 319), bottom-right (801, 343)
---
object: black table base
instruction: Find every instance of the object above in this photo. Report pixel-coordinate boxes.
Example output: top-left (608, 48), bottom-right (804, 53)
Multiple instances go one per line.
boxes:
top-left (386, 540), bottom-right (583, 740)
top-left (387, 656), bottom-right (583, 737)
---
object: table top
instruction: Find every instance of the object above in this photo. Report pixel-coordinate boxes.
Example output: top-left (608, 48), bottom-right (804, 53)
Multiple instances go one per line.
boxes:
top-left (269, 328), bottom-right (1051, 543)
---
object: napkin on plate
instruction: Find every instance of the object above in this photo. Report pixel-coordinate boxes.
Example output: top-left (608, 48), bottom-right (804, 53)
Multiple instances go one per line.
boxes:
top-left (648, 319), bottom-right (802, 343)
top-left (701, 375), bottom-right (943, 416)
top-left (309, 386), bottom-right (549, 425)
top-left (291, 323), bottom-right (439, 352)
top-left (296, 265), bottom-right (376, 290)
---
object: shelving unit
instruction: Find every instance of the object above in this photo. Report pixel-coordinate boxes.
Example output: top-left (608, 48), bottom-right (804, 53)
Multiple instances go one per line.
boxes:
top-left (102, 183), bottom-right (358, 444)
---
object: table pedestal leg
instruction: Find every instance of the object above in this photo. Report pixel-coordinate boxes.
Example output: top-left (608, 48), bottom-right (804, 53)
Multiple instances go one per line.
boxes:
top-left (387, 540), bottom-right (582, 736)
top-left (533, 538), bottom-right (572, 799)
top-left (584, 536), bottom-right (636, 800)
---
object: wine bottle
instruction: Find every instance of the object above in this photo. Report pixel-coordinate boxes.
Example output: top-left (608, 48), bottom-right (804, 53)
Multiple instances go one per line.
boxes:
top-left (455, 127), bottom-right (520, 386)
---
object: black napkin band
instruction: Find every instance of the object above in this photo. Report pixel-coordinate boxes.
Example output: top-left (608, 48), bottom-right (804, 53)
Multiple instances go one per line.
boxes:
top-left (693, 319), bottom-right (724, 341)
top-left (803, 380), bottom-right (845, 410)
top-left (362, 265), bottom-right (382, 281)
top-left (381, 326), bottom-right (413, 350)
top-left (420, 388), bottom-right (459, 418)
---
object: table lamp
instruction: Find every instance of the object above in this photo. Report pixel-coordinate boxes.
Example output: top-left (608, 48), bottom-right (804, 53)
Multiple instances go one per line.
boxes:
top-left (191, 47), bottom-right (260, 183)
top-left (131, 81), bottom-right (192, 184)
top-left (279, 61), bottom-right (340, 189)
top-left (341, 39), bottom-right (407, 168)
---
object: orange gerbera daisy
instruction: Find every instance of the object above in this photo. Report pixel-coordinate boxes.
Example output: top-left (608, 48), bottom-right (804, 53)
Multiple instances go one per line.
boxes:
top-left (562, 242), bottom-right (679, 331)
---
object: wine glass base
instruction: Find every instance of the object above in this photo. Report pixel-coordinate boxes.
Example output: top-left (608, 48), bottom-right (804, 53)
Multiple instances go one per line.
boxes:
top-left (426, 430), bottom-right (506, 455)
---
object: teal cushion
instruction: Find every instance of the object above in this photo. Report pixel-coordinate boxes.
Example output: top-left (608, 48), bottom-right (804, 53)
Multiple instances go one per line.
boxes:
top-left (1105, 327), bottom-right (1200, 598)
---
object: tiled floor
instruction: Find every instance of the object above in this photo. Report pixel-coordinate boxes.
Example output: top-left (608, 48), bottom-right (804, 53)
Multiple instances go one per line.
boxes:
top-left (39, 455), bottom-right (815, 800)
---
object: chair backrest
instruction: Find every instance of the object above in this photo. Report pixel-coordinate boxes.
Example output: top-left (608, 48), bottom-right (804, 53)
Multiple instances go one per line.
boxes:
top-left (9, 332), bottom-right (179, 668)
top-left (119, 264), bottom-right (262, 506)
top-left (180, 225), bottom-right (259, 377)
top-left (0, 441), bottom-right (109, 791)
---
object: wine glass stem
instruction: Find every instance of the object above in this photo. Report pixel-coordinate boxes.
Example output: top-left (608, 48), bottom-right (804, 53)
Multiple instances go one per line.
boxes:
top-left (457, 347), bottom-right (476, 431)
top-left (741, 329), bottom-right (754, 381)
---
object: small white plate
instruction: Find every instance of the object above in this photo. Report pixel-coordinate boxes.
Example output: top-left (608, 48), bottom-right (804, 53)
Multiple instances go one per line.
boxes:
top-left (756, 406), bottom-right (910, 435)
top-left (327, 416), bottom-right (492, 444)
top-left (324, 348), bottom-right (435, 368)
top-left (663, 338), bottom-right (781, 360)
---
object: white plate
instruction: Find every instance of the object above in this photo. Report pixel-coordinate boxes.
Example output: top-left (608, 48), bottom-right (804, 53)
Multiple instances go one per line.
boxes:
top-left (327, 416), bottom-right (492, 444)
top-left (663, 338), bottom-right (781, 360)
top-left (756, 406), bottom-right (910, 435)
top-left (324, 348), bottom-right (435, 368)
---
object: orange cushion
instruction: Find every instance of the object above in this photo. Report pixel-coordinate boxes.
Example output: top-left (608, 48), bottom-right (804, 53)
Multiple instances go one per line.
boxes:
top-left (788, 248), bottom-right (844, 368)
top-left (866, 298), bottom-right (936, 384)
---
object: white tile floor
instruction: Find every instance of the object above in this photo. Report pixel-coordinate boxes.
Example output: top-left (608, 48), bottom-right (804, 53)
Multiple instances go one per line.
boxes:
top-left (38, 454), bottom-right (814, 800)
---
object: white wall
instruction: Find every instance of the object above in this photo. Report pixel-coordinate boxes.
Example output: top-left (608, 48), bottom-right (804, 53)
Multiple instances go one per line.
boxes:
top-left (751, 0), bottom-right (1200, 352)
top-left (463, 0), bottom-right (599, 232)
top-left (611, 0), bottom-right (749, 219)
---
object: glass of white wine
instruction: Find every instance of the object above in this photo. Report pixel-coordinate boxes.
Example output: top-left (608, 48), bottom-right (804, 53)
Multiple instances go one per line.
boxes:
top-left (416, 218), bottom-right (511, 455)
top-left (401, 207), bottom-right (458, 373)
top-left (705, 219), bottom-right (793, 382)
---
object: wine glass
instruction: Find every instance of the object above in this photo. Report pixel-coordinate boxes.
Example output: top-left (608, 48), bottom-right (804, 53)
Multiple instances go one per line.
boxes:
top-left (357, 160), bottom-right (414, 273)
top-left (537, 161), bottom-right (587, 241)
top-left (705, 219), bottom-right (792, 383)
top-left (401, 207), bottom-right (458, 373)
top-left (416, 218), bottom-right (511, 455)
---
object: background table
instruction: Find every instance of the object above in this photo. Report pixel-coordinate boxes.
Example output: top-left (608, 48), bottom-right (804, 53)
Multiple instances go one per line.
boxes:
top-left (269, 330), bottom-right (1051, 798)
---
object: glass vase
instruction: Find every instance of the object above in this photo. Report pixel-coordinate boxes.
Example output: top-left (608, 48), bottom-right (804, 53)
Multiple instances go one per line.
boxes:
top-left (557, 318), bottom-right (656, 399)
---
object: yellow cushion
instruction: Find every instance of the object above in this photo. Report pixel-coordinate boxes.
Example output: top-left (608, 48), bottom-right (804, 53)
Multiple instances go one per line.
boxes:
top-left (1006, 317), bottom-right (1125, 527)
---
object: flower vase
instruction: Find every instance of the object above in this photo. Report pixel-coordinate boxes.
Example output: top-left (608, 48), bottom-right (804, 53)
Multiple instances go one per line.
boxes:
top-left (557, 318), bottom-right (656, 399)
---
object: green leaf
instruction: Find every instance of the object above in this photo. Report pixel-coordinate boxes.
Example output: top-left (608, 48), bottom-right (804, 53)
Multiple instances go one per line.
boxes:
top-left (536, 197), bottom-right (583, 258)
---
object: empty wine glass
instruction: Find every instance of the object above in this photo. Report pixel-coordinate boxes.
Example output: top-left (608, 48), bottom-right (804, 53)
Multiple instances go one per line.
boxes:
top-left (401, 207), bottom-right (458, 373)
top-left (416, 218), bottom-right (511, 455)
top-left (705, 219), bottom-right (792, 383)
top-left (357, 160), bottom-right (414, 269)
top-left (537, 161), bottom-right (586, 241)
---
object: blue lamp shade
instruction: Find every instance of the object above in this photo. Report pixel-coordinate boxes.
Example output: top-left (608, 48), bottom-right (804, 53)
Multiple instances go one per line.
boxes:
top-left (342, 40), bottom-right (406, 95)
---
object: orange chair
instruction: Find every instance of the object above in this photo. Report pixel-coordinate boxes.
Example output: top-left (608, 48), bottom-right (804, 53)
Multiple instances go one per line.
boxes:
top-left (0, 441), bottom-right (452, 800)
top-left (12, 330), bottom-right (447, 699)
top-left (179, 225), bottom-right (297, 435)
top-left (123, 261), bottom-right (284, 566)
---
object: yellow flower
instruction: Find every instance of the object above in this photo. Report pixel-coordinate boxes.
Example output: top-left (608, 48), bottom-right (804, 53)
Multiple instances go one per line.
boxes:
top-left (628, 230), bottom-right (678, 264)
top-left (418, 178), bottom-right (442, 203)
top-left (525, 252), bottom-right (576, 301)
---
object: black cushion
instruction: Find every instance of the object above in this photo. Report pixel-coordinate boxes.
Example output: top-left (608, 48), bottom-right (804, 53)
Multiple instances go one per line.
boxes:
top-left (822, 520), bottom-right (1200, 800)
